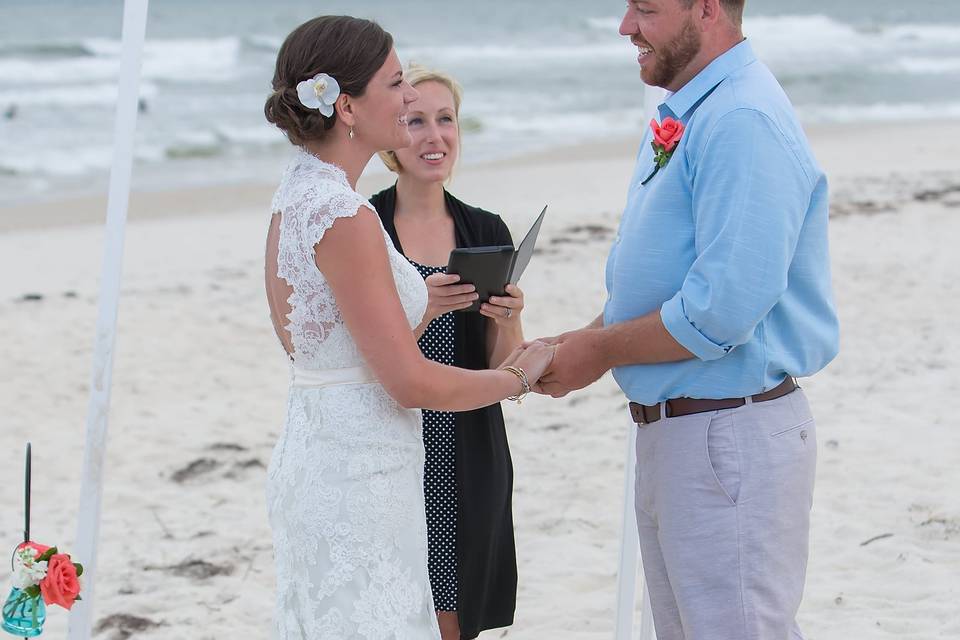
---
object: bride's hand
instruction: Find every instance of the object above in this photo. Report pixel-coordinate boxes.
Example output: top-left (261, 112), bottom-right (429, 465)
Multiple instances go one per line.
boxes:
top-left (498, 343), bottom-right (525, 369)
top-left (508, 340), bottom-right (555, 385)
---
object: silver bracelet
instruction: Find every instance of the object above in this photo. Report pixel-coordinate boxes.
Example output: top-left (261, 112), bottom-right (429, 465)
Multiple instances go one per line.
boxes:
top-left (502, 366), bottom-right (530, 404)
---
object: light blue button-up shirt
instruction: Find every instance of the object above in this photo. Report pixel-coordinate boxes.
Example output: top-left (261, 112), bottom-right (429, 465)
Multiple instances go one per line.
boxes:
top-left (603, 40), bottom-right (839, 404)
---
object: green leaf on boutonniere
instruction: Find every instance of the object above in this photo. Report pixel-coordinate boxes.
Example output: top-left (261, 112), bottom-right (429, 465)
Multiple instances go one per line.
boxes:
top-left (643, 137), bottom-right (679, 185)
top-left (37, 546), bottom-right (57, 562)
top-left (74, 562), bottom-right (84, 576)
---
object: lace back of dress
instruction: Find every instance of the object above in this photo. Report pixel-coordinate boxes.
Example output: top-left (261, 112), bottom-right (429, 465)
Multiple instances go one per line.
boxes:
top-left (265, 212), bottom-right (296, 359)
top-left (267, 150), bottom-right (369, 368)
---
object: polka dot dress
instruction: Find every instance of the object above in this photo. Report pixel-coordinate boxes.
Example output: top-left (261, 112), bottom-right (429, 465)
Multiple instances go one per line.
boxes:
top-left (410, 259), bottom-right (459, 612)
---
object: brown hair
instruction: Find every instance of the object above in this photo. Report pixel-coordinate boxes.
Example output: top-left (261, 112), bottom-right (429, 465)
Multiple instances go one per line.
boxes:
top-left (264, 16), bottom-right (393, 146)
top-left (681, 0), bottom-right (745, 26)
top-left (378, 64), bottom-right (464, 173)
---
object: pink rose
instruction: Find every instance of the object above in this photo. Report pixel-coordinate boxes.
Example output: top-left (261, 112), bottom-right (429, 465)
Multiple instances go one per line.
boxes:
top-left (40, 554), bottom-right (81, 610)
top-left (650, 117), bottom-right (685, 153)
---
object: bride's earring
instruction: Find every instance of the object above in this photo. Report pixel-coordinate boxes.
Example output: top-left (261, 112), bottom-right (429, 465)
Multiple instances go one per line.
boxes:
top-left (348, 127), bottom-right (355, 140)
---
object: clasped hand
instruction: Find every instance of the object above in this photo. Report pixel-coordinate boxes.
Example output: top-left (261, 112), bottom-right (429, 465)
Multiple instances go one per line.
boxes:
top-left (498, 328), bottom-right (608, 396)
top-left (525, 329), bottom-right (609, 397)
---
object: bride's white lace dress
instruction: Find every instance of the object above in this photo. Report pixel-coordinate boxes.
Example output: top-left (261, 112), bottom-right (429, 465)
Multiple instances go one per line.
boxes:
top-left (265, 148), bottom-right (441, 639)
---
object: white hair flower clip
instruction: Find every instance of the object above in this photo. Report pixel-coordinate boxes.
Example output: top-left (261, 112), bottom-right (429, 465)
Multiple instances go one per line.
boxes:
top-left (296, 73), bottom-right (340, 117)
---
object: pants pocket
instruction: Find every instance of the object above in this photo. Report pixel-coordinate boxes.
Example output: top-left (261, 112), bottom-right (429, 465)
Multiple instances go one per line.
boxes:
top-left (770, 417), bottom-right (814, 439)
top-left (706, 411), bottom-right (741, 505)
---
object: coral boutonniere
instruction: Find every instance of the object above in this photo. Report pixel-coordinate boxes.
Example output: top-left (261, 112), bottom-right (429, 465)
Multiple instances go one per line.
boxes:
top-left (641, 116), bottom-right (685, 186)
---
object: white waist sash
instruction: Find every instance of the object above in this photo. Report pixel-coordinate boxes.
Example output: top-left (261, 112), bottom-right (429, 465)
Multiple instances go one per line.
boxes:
top-left (291, 365), bottom-right (377, 389)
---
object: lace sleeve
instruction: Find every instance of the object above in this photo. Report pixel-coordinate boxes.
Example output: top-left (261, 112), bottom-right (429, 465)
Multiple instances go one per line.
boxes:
top-left (271, 151), bottom-right (373, 250)
top-left (299, 182), bottom-right (371, 249)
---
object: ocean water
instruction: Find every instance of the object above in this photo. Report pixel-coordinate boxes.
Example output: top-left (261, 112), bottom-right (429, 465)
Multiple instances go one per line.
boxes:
top-left (1, 0), bottom-right (958, 203)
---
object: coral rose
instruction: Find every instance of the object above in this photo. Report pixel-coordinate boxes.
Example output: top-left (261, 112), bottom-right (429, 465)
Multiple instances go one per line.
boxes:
top-left (39, 553), bottom-right (81, 609)
top-left (650, 117), bottom-right (685, 153)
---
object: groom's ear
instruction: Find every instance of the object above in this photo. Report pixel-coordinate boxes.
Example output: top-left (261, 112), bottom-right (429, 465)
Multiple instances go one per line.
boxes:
top-left (697, 0), bottom-right (723, 28)
top-left (335, 95), bottom-right (356, 128)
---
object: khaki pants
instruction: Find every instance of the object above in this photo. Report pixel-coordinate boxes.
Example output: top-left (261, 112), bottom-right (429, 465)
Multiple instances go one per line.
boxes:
top-left (634, 389), bottom-right (817, 640)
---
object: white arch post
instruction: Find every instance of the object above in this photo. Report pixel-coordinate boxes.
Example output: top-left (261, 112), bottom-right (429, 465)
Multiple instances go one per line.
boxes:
top-left (67, 0), bottom-right (150, 638)
top-left (613, 82), bottom-right (666, 640)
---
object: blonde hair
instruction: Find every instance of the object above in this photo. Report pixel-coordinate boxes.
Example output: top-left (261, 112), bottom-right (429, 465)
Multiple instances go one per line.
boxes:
top-left (379, 64), bottom-right (464, 173)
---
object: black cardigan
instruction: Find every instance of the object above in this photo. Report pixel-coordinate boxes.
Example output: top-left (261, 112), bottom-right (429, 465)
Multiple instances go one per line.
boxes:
top-left (370, 184), bottom-right (517, 640)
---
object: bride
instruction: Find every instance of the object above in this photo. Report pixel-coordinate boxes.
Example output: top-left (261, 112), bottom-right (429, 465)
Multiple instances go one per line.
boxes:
top-left (261, 16), bottom-right (555, 639)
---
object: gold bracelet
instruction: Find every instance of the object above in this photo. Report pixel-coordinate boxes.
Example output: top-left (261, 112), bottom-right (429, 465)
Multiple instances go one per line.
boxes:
top-left (502, 365), bottom-right (530, 404)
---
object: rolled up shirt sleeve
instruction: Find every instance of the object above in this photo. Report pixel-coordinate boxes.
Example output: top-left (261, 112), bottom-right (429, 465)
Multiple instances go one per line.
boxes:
top-left (660, 108), bottom-right (813, 361)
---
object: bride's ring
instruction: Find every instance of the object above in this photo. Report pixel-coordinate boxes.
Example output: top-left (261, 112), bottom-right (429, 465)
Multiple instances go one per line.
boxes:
top-left (504, 308), bottom-right (512, 318)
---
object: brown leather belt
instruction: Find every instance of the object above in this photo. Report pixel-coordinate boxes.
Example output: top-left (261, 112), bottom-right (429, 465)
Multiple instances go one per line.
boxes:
top-left (629, 377), bottom-right (798, 426)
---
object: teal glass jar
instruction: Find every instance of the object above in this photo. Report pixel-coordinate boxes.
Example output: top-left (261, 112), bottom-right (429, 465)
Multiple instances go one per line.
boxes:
top-left (2, 587), bottom-right (46, 637)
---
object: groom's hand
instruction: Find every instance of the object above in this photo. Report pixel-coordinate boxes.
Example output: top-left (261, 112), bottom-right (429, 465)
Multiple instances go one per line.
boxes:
top-left (532, 329), bottom-right (610, 397)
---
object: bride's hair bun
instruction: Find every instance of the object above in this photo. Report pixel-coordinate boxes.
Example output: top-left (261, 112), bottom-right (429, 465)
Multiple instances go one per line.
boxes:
top-left (264, 87), bottom-right (334, 147)
top-left (264, 16), bottom-right (393, 147)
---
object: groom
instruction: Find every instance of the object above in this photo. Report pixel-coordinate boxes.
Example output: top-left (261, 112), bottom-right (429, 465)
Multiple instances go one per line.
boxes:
top-left (534, 1), bottom-right (839, 638)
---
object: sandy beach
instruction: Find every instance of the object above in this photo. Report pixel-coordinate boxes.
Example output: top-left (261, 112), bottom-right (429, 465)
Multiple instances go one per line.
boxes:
top-left (1, 119), bottom-right (958, 639)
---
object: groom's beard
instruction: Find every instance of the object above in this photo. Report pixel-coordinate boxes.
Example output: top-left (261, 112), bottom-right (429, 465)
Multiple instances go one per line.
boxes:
top-left (641, 18), bottom-right (702, 89)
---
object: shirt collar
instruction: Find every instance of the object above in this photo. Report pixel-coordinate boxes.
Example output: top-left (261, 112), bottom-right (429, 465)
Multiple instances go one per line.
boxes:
top-left (658, 39), bottom-right (755, 122)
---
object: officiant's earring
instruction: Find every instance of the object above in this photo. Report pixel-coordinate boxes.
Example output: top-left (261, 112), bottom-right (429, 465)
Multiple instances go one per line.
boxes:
top-left (348, 127), bottom-right (355, 140)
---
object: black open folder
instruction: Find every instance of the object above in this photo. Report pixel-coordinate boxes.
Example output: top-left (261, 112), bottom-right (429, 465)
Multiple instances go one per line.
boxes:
top-left (447, 205), bottom-right (547, 312)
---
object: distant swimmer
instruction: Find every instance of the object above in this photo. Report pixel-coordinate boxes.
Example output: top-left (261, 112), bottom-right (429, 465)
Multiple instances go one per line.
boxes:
top-left (138, 97), bottom-right (148, 113)
top-left (3, 104), bottom-right (16, 120)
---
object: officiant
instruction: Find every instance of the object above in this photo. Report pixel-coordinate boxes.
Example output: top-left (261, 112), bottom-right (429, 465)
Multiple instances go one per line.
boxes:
top-left (369, 64), bottom-right (524, 640)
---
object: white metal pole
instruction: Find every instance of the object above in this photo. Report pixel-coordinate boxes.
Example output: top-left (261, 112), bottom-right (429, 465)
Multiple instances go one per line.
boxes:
top-left (613, 82), bottom-right (666, 640)
top-left (67, 0), bottom-right (150, 637)
top-left (613, 420), bottom-right (641, 639)
top-left (639, 583), bottom-right (656, 640)
top-left (644, 85), bottom-right (667, 129)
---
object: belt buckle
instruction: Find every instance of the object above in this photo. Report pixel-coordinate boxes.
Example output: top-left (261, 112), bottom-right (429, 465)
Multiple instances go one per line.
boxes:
top-left (631, 402), bottom-right (659, 426)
